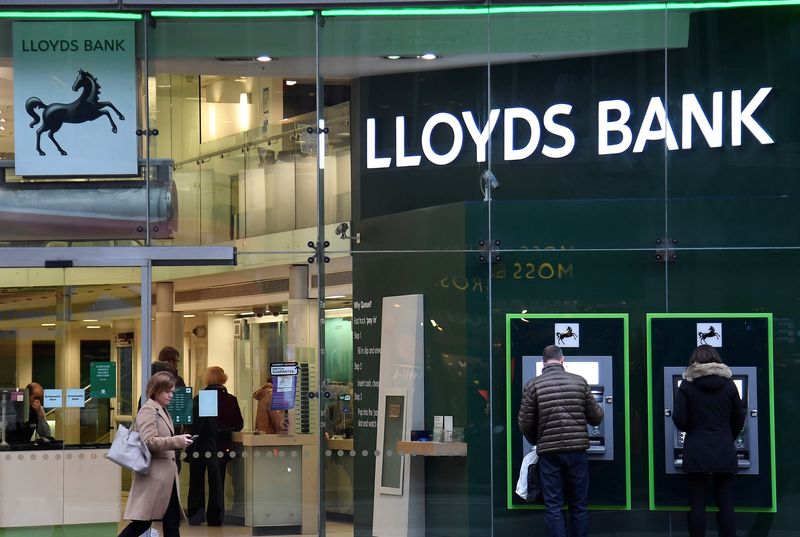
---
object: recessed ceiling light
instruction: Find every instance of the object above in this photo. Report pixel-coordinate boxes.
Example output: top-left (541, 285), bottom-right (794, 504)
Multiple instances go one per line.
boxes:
top-left (82, 319), bottom-right (98, 322)
top-left (183, 314), bottom-right (195, 318)
top-left (419, 53), bottom-right (438, 60)
top-left (224, 313), bottom-right (238, 316)
top-left (326, 295), bottom-right (346, 299)
top-left (256, 55), bottom-right (273, 62)
top-left (0, 118), bottom-right (5, 122)
top-left (41, 323), bottom-right (56, 327)
top-left (385, 55), bottom-right (401, 60)
top-left (239, 312), bottom-right (255, 316)
top-left (285, 80), bottom-right (297, 86)
top-left (86, 325), bottom-right (102, 329)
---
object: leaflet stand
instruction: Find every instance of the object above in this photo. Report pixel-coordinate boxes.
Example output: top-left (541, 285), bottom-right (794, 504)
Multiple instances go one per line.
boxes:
top-left (0, 391), bottom-right (9, 450)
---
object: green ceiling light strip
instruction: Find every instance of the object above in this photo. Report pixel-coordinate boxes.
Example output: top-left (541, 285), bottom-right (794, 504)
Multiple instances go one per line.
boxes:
top-left (150, 10), bottom-right (314, 18)
top-left (0, 11), bottom-right (141, 20)
top-left (320, 7), bottom-right (489, 16)
top-left (322, 0), bottom-right (800, 17)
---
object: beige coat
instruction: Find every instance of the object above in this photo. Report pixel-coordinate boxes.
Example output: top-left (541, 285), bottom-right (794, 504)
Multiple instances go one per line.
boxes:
top-left (124, 399), bottom-right (185, 521)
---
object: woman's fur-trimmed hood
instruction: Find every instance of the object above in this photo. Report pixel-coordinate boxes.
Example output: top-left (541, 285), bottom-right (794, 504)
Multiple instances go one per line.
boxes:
top-left (683, 362), bottom-right (732, 382)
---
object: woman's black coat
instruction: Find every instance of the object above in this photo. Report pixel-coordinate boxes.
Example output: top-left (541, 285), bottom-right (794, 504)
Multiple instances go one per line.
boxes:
top-left (672, 362), bottom-right (746, 474)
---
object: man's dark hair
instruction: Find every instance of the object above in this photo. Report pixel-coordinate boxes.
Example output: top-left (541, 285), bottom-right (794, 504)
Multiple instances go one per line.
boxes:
top-left (542, 345), bottom-right (564, 364)
top-left (157, 346), bottom-right (180, 365)
top-left (688, 344), bottom-right (722, 366)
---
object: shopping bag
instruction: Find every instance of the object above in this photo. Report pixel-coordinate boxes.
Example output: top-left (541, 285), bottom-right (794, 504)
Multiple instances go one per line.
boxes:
top-left (516, 446), bottom-right (543, 503)
top-left (107, 422), bottom-right (151, 475)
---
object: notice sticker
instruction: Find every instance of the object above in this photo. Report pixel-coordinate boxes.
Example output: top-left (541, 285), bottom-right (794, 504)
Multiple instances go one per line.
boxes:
top-left (66, 389), bottom-right (85, 408)
top-left (696, 322), bottom-right (722, 347)
top-left (43, 389), bottom-right (63, 408)
top-left (198, 389), bottom-right (218, 417)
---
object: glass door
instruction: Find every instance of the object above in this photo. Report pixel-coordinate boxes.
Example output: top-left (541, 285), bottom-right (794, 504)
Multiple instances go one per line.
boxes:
top-left (0, 265), bottom-right (142, 534)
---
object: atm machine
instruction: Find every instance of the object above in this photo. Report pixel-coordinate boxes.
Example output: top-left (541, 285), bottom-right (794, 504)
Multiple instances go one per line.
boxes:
top-left (663, 366), bottom-right (758, 475)
top-left (522, 356), bottom-right (614, 460)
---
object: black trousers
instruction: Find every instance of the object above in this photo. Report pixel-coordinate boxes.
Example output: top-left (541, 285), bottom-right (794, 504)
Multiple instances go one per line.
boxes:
top-left (187, 456), bottom-right (227, 526)
top-left (687, 473), bottom-right (735, 537)
top-left (118, 483), bottom-right (181, 537)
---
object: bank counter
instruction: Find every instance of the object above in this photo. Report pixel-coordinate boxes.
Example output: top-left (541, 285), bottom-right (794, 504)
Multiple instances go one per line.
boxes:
top-left (231, 432), bottom-right (319, 535)
top-left (0, 444), bottom-right (121, 528)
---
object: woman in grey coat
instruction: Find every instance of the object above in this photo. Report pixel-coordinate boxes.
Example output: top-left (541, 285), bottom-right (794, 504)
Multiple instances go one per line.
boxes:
top-left (117, 372), bottom-right (193, 537)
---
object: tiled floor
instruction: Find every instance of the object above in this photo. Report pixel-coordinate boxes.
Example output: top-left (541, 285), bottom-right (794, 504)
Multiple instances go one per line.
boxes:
top-left (118, 494), bottom-right (353, 537)
top-left (117, 521), bottom-right (353, 537)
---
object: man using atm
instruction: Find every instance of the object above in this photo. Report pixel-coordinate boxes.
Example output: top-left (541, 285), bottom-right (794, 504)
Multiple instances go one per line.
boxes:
top-left (518, 345), bottom-right (604, 537)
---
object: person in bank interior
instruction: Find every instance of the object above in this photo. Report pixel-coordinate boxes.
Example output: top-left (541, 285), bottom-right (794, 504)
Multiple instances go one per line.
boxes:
top-left (253, 376), bottom-right (289, 434)
top-left (672, 345), bottom-right (746, 537)
top-left (117, 371), bottom-right (194, 537)
top-left (518, 345), bottom-right (604, 537)
top-left (187, 366), bottom-right (244, 526)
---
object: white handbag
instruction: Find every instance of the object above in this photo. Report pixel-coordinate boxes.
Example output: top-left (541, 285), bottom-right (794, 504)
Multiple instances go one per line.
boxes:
top-left (107, 421), bottom-right (151, 475)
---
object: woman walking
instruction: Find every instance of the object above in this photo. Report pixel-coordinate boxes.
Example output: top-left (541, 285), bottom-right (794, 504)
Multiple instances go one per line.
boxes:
top-left (672, 345), bottom-right (746, 537)
top-left (118, 372), bottom-right (194, 537)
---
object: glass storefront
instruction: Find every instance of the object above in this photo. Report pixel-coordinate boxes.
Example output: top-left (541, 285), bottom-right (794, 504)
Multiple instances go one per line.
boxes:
top-left (0, 3), bottom-right (798, 537)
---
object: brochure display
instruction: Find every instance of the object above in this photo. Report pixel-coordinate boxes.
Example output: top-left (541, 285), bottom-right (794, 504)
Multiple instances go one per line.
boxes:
top-left (646, 313), bottom-right (776, 512)
top-left (505, 314), bottom-right (630, 510)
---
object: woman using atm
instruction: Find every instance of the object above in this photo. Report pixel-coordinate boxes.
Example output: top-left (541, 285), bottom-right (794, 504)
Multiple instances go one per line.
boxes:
top-left (672, 345), bottom-right (746, 537)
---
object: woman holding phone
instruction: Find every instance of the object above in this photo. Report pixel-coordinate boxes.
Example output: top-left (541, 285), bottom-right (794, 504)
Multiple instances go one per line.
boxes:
top-left (118, 371), bottom-right (194, 537)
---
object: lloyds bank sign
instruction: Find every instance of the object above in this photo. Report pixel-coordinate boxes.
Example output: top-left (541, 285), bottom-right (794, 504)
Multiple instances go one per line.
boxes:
top-left (365, 88), bottom-right (774, 169)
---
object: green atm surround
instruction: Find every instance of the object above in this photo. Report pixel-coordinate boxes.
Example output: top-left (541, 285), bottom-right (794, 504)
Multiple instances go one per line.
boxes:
top-left (505, 313), bottom-right (631, 511)
top-left (646, 313), bottom-right (777, 513)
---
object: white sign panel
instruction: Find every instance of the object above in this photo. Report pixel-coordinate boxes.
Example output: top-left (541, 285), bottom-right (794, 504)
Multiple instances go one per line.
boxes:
top-left (43, 389), bottom-right (63, 408)
top-left (12, 21), bottom-right (137, 176)
top-left (696, 322), bottom-right (723, 347)
top-left (65, 388), bottom-right (85, 408)
top-left (554, 322), bottom-right (580, 347)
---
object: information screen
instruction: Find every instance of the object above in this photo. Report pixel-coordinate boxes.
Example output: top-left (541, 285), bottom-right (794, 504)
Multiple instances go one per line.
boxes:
top-left (535, 361), bottom-right (600, 385)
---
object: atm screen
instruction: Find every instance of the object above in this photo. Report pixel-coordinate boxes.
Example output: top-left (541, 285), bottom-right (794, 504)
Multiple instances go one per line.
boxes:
top-left (535, 361), bottom-right (600, 385)
top-left (733, 377), bottom-right (748, 407)
top-left (675, 376), bottom-right (747, 407)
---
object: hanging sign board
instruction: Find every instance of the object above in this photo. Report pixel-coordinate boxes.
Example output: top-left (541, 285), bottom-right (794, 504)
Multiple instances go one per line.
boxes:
top-left (270, 362), bottom-right (298, 411)
top-left (168, 387), bottom-right (193, 426)
top-left (90, 361), bottom-right (116, 398)
top-left (12, 21), bottom-right (137, 177)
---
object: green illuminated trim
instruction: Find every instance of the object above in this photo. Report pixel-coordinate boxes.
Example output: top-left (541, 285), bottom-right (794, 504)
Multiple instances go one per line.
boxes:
top-left (646, 313), bottom-right (777, 513)
top-left (646, 314), bottom-right (656, 510)
top-left (322, 0), bottom-right (800, 17)
top-left (0, 11), bottom-right (141, 20)
top-left (767, 314), bottom-right (777, 513)
top-left (505, 313), bottom-right (631, 510)
top-left (150, 10), bottom-right (314, 18)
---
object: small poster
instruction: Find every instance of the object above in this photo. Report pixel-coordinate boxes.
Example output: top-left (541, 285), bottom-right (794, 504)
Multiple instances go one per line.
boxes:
top-left (554, 323), bottom-right (580, 347)
top-left (270, 361), bottom-right (298, 411)
top-left (43, 389), bottom-right (63, 408)
top-left (90, 361), bottom-right (116, 398)
top-left (168, 387), bottom-right (193, 425)
top-left (696, 322), bottom-right (723, 347)
top-left (66, 388), bottom-right (85, 408)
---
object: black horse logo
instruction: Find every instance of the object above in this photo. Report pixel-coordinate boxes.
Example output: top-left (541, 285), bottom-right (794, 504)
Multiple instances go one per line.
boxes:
top-left (698, 326), bottom-right (720, 344)
top-left (556, 326), bottom-right (578, 345)
top-left (25, 69), bottom-right (124, 156)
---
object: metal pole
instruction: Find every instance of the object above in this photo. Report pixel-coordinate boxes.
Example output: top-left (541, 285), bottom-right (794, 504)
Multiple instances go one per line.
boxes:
top-left (143, 15), bottom-right (152, 246)
top-left (140, 260), bottom-right (153, 406)
top-left (315, 10), bottom-right (327, 537)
